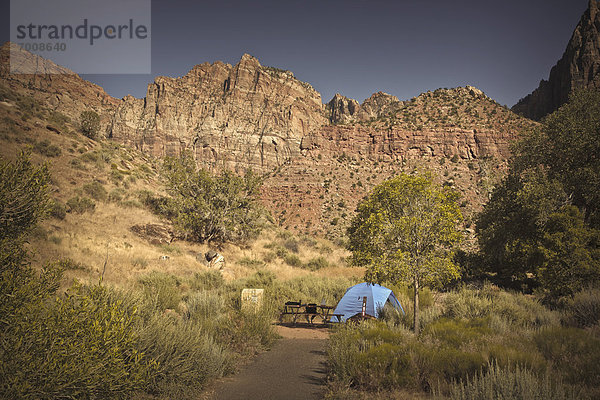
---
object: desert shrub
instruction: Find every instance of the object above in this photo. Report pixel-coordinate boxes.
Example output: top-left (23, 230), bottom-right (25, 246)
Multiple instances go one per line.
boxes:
top-left (136, 315), bottom-right (232, 399)
top-left (354, 342), bottom-right (417, 390)
top-left (184, 291), bottom-right (225, 322)
top-left (108, 187), bottom-right (127, 203)
top-left (263, 251), bottom-right (276, 263)
top-left (80, 110), bottom-right (100, 139)
top-left (424, 318), bottom-right (492, 348)
top-left (48, 110), bottom-right (70, 129)
top-left (217, 307), bottom-right (278, 356)
top-left (305, 256), bottom-right (330, 270)
top-left (33, 139), bottom-right (61, 157)
top-left (190, 270), bottom-right (225, 291)
top-left (82, 181), bottom-right (108, 201)
top-left (535, 327), bottom-right (600, 387)
top-left (54, 258), bottom-right (88, 271)
top-left (138, 271), bottom-right (182, 312)
top-left (283, 237), bottom-right (300, 253)
top-left (443, 284), bottom-right (557, 328)
top-left (0, 152), bottom-right (51, 244)
top-left (69, 158), bottom-right (86, 170)
top-left (48, 199), bottom-right (67, 219)
top-left (444, 362), bottom-right (577, 400)
top-left (66, 196), bottom-right (96, 213)
top-left (563, 287), bottom-right (600, 328)
top-left (1, 282), bottom-right (154, 399)
top-left (284, 253), bottom-right (302, 267)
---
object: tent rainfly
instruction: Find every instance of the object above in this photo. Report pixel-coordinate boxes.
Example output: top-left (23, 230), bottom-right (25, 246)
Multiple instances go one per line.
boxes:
top-left (330, 282), bottom-right (404, 322)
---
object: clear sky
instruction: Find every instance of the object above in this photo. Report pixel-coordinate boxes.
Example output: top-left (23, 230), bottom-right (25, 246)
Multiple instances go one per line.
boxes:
top-left (1, 0), bottom-right (590, 107)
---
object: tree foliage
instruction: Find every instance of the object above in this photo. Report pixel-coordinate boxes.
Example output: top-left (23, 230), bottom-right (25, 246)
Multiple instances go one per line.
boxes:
top-left (162, 153), bottom-right (264, 244)
top-left (347, 173), bottom-right (463, 333)
top-left (80, 110), bottom-right (100, 139)
top-left (477, 89), bottom-right (600, 297)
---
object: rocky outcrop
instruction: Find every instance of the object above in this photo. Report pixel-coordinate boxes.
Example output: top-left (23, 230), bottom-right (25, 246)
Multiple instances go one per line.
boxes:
top-left (512, 0), bottom-right (600, 120)
top-left (326, 93), bottom-right (360, 124)
top-left (357, 91), bottom-right (403, 120)
top-left (0, 42), bottom-right (119, 126)
top-left (109, 54), bottom-right (327, 172)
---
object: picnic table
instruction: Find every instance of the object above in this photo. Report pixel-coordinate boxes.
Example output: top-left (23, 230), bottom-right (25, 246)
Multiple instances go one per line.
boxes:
top-left (279, 301), bottom-right (343, 325)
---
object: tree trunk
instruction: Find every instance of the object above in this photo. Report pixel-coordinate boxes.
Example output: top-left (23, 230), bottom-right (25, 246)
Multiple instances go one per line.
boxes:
top-left (413, 277), bottom-right (420, 335)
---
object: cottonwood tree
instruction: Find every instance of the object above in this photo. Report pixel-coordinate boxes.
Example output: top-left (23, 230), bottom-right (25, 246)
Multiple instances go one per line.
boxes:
top-left (348, 173), bottom-right (463, 334)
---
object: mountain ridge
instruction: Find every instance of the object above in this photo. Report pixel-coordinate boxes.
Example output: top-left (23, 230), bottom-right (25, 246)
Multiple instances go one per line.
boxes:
top-left (512, 0), bottom-right (600, 120)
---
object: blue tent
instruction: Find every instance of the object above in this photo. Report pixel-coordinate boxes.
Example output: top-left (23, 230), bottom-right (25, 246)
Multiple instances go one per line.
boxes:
top-left (330, 282), bottom-right (404, 322)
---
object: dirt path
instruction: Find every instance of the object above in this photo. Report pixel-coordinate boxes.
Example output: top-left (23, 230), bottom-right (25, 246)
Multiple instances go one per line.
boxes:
top-left (207, 325), bottom-right (329, 400)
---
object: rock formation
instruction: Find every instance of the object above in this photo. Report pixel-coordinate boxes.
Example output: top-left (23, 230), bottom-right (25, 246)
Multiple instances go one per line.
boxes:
top-left (109, 54), bottom-right (327, 172)
top-left (512, 0), bottom-right (600, 120)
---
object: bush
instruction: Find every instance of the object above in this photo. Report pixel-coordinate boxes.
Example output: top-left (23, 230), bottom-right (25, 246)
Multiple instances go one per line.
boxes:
top-left (48, 199), bottom-right (67, 220)
top-left (138, 271), bottom-right (182, 312)
top-left (66, 196), bottom-right (96, 213)
top-left (136, 315), bottom-right (232, 399)
top-left (80, 110), bottom-right (100, 139)
top-left (82, 181), bottom-right (108, 202)
top-left (442, 284), bottom-right (558, 329)
top-left (444, 362), bottom-right (577, 400)
top-left (33, 139), bottom-right (61, 157)
top-left (190, 270), bottom-right (225, 291)
top-left (305, 256), bottom-right (330, 270)
top-left (283, 237), bottom-right (300, 253)
top-left (1, 282), bottom-right (155, 399)
top-left (563, 287), bottom-right (600, 328)
top-left (284, 253), bottom-right (302, 267)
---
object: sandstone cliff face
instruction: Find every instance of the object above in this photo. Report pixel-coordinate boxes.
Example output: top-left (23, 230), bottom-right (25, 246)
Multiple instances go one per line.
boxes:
top-left (512, 0), bottom-right (600, 120)
top-left (301, 125), bottom-right (512, 162)
top-left (109, 54), bottom-right (327, 172)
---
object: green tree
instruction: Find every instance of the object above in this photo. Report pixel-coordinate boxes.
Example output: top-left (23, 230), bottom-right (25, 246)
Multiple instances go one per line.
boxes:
top-left (537, 206), bottom-right (600, 299)
top-left (477, 89), bottom-right (600, 295)
top-left (162, 153), bottom-right (264, 244)
top-left (476, 169), bottom-right (567, 288)
top-left (347, 173), bottom-right (463, 334)
top-left (80, 110), bottom-right (100, 139)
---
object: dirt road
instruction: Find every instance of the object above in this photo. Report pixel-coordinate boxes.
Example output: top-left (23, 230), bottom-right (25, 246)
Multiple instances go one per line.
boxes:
top-left (209, 325), bottom-right (329, 400)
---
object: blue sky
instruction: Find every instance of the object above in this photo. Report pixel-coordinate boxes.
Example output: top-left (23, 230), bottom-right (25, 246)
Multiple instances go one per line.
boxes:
top-left (1, 0), bottom-right (590, 107)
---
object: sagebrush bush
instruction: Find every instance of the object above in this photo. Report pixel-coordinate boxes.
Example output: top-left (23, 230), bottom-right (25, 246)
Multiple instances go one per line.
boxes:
top-left (48, 198), bottom-right (67, 219)
top-left (137, 315), bottom-right (232, 399)
top-left (563, 287), bottom-right (600, 328)
top-left (66, 195), bottom-right (95, 213)
top-left (83, 181), bottom-right (108, 201)
top-left (138, 271), bottom-right (182, 312)
top-left (33, 139), bottom-right (61, 157)
top-left (305, 256), bottom-right (330, 270)
top-left (443, 284), bottom-right (557, 329)
top-left (443, 362), bottom-right (577, 400)
top-left (190, 270), bottom-right (225, 291)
